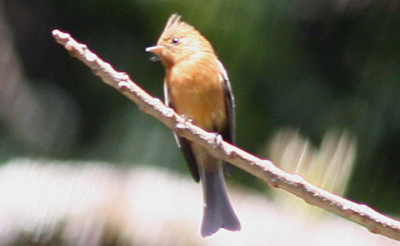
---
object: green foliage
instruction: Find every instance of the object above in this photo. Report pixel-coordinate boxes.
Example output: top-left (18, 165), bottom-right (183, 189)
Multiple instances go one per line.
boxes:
top-left (3, 0), bottom-right (400, 212)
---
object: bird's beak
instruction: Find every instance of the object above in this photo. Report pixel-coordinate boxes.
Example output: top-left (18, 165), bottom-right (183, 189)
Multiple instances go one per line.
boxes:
top-left (146, 45), bottom-right (163, 54)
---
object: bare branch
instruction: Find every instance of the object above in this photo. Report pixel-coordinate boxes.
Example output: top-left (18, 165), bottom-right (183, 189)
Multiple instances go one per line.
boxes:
top-left (52, 29), bottom-right (400, 241)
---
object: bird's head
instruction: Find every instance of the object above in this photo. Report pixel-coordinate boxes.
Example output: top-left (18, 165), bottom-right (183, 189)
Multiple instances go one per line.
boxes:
top-left (146, 14), bottom-right (214, 69)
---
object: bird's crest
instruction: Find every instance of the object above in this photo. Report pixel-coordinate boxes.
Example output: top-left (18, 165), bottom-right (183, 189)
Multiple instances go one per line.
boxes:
top-left (159, 14), bottom-right (196, 40)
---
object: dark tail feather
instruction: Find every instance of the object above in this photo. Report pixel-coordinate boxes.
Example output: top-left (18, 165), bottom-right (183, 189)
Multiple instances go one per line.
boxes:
top-left (200, 166), bottom-right (241, 237)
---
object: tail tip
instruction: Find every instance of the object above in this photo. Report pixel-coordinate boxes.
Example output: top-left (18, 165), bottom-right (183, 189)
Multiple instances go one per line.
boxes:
top-left (200, 218), bottom-right (241, 237)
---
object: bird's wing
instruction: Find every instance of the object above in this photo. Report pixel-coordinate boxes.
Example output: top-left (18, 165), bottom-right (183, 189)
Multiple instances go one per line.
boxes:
top-left (217, 61), bottom-right (235, 144)
top-left (164, 81), bottom-right (200, 182)
top-left (217, 61), bottom-right (236, 175)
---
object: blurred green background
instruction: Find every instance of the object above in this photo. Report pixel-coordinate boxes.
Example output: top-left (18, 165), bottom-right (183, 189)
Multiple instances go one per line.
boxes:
top-left (1, 0), bottom-right (400, 214)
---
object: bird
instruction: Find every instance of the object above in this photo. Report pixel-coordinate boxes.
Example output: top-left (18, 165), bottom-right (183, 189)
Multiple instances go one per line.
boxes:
top-left (146, 14), bottom-right (240, 237)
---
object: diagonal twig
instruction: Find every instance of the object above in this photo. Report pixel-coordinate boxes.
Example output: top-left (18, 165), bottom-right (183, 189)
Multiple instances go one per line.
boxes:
top-left (52, 29), bottom-right (400, 242)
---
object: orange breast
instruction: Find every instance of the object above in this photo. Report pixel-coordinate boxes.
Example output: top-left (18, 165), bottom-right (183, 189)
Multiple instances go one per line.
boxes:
top-left (166, 57), bottom-right (227, 133)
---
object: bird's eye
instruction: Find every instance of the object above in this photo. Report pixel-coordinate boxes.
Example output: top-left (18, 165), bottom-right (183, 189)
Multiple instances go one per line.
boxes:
top-left (172, 37), bottom-right (180, 44)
